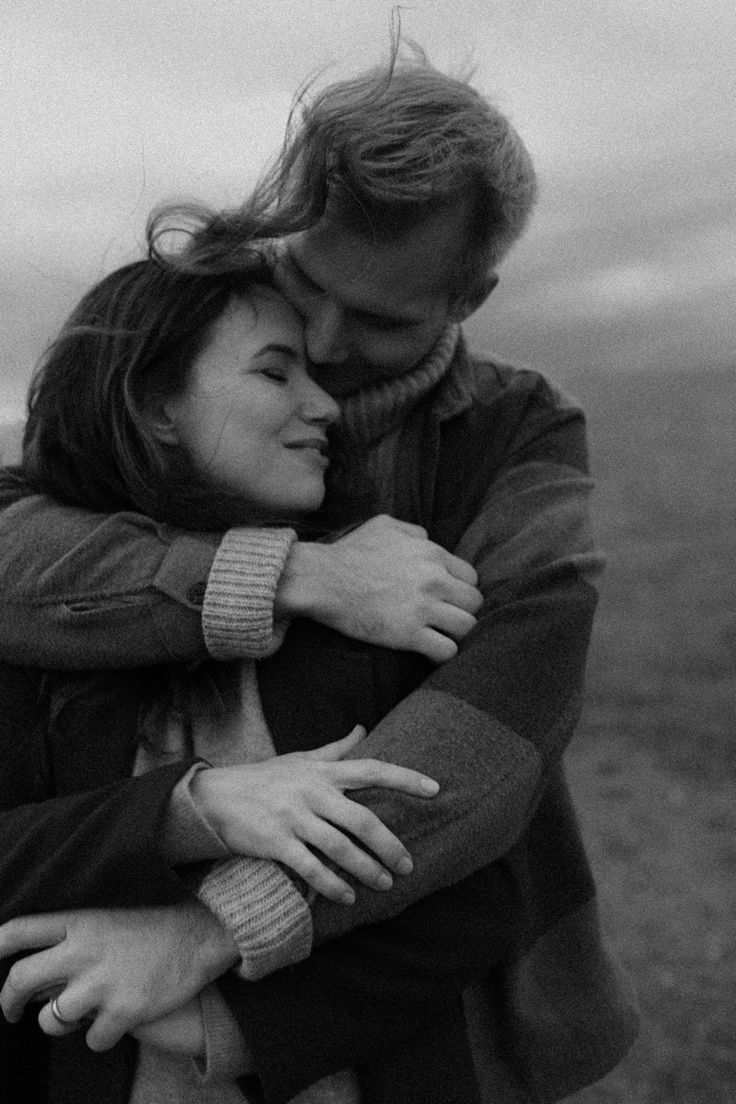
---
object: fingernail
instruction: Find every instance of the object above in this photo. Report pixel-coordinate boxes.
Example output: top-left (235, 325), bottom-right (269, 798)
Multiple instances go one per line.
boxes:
top-left (340, 889), bottom-right (356, 905)
top-left (375, 871), bottom-right (393, 890)
top-left (396, 856), bottom-right (413, 875)
top-left (420, 778), bottom-right (440, 794)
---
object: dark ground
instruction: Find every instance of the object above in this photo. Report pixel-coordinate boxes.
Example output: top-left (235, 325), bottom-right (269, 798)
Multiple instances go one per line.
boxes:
top-left (557, 365), bottom-right (736, 1103)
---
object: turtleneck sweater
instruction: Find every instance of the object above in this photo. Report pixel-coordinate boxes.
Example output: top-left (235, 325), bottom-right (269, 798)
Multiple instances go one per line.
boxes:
top-left (327, 325), bottom-right (459, 517)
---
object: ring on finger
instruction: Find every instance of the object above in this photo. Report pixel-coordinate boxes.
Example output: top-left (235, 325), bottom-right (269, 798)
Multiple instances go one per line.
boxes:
top-left (50, 994), bottom-right (79, 1027)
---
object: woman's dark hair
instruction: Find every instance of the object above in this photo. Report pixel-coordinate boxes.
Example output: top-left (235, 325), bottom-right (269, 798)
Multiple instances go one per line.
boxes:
top-left (22, 206), bottom-right (375, 535)
top-left (22, 218), bottom-right (287, 531)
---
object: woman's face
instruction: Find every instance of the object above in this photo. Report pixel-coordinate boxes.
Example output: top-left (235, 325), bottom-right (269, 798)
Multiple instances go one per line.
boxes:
top-left (163, 287), bottom-right (340, 517)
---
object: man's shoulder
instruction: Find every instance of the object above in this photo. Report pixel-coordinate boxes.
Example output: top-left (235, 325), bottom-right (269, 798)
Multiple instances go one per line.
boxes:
top-left (437, 345), bottom-right (585, 436)
top-left (463, 349), bottom-right (582, 416)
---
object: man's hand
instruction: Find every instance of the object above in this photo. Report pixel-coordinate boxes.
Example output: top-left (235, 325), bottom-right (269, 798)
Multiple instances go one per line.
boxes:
top-left (130, 998), bottom-right (205, 1056)
top-left (275, 515), bottom-right (482, 663)
top-left (0, 904), bottom-right (238, 1052)
top-left (191, 725), bottom-right (440, 905)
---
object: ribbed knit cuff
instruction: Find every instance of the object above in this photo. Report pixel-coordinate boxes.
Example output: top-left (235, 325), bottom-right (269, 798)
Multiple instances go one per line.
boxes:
top-left (197, 856), bottom-right (313, 981)
top-left (202, 527), bottom-right (297, 659)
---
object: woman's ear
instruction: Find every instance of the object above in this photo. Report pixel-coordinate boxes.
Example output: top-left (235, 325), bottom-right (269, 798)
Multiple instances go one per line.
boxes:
top-left (449, 272), bottom-right (500, 323)
top-left (143, 395), bottom-right (181, 446)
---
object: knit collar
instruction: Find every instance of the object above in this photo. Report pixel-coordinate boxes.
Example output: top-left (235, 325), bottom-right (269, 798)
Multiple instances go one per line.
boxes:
top-left (334, 324), bottom-right (461, 450)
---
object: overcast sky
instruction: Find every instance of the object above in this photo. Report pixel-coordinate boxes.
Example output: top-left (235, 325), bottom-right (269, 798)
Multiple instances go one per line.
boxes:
top-left (1, 0), bottom-right (734, 420)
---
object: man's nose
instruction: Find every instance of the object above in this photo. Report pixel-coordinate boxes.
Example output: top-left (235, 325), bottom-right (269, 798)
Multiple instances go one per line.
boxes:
top-left (304, 301), bottom-right (348, 365)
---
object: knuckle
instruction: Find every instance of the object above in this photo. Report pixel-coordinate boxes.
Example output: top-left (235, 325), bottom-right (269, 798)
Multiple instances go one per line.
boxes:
top-left (295, 852), bottom-right (321, 879)
top-left (348, 805), bottom-right (375, 836)
top-left (326, 834), bottom-right (353, 861)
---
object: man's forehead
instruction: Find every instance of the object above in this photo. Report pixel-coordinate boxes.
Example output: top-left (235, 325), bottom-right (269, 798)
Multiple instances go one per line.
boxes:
top-left (287, 221), bottom-right (454, 309)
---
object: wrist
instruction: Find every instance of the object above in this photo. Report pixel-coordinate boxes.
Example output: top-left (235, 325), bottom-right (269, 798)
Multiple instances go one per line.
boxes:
top-left (274, 541), bottom-right (337, 621)
top-left (189, 768), bottom-right (229, 846)
top-left (195, 899), bottom-right (240, 974)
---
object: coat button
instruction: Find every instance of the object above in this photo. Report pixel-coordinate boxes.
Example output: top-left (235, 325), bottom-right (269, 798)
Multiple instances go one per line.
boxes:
top-left (186, 581), bottom-right (207, 606)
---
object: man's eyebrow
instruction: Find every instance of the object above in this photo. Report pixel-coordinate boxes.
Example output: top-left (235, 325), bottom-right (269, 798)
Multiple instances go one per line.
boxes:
top-left (288, 249), bottom-right (422, 327)
top-left (287, 250), bottom-right (324, 291)
top-left (252, 343), bottom-right (300, 360)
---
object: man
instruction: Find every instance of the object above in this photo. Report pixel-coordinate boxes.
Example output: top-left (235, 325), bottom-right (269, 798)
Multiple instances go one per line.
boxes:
top-left (0, 48), bottom-right (637, 1102)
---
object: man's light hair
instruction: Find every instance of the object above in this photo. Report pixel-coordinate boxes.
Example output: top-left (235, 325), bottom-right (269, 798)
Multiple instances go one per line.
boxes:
top-left (261, 44), bottom-right (537, 298)
top-left (148, 40), bottom-right (538, 304)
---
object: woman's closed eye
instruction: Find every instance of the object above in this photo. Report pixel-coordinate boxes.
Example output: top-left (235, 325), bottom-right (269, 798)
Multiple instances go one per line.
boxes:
top-left (259, 365), bottom-right (289, 383)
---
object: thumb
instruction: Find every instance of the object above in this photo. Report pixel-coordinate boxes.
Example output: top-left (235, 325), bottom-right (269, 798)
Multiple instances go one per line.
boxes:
top-left (304, 725), bottom-right (367, 761)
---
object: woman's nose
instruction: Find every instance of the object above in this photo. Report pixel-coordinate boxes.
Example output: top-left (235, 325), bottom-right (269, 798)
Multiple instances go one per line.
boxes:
top-left (299, 376), bottom-right (340, 425)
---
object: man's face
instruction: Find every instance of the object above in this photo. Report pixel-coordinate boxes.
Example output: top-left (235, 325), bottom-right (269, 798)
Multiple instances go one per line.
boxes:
top-left (275, 205), bottom-right (471, 396)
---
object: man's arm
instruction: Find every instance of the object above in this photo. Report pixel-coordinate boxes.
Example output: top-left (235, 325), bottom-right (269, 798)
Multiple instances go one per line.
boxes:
top-left (200, 380), bottom-right (606, 1101)
top-left (0, 468), bottom-right (479, 669)
top-left (324, 377), bottom-right (604, 907)
top-left (0, 468), bottom-right (282, 668)
top-left (217, 854), bottom-right (520, 1103)
top-left (194, 380), bottom-right (604, 941)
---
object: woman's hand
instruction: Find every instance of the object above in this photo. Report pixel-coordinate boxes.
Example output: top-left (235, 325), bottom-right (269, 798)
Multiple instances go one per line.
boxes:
top-left (192, 725), bottom-right (440, 904)
top-left (275, 515), bottom-right (483, 663)
top-left (0, 903), bottom-right (238, 1052)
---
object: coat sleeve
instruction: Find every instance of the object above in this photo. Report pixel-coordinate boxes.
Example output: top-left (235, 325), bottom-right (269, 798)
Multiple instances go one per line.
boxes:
top-left (0, 664), bottom-right (199, 922)
top-left (0, 468), bottom-right (293, 669)
top-left (219, 853), bottom-right (521, 1104)
top-left (296, 377), bottom-right (605, 942)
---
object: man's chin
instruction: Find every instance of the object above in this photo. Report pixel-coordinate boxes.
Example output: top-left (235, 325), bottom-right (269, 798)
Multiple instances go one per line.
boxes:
top-left (312, 363), bottom-right (407, 399)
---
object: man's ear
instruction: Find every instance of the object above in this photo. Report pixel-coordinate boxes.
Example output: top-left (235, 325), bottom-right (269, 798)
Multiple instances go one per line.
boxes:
top-left (449, 272), bottom-right (499, 323)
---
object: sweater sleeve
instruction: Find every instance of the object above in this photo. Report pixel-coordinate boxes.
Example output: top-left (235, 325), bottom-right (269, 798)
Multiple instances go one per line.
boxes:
top-left (0, 467), bottom-right (294, 669)
top-left (197, 857), bottom-right (312, 980)
top-left (202, 527), bottom-right (296, 660)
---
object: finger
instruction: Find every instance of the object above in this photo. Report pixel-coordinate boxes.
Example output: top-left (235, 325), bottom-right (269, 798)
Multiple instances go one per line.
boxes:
top-left (38, 986), bottom-right (92, 1038)
top-left (38, 1004), bottom-right (80, 1038)
top-left (441, 552), bottom-right (479, 587)
top-left (85, 1011), bottom-right (129, 1052)
top-left (371, 516), bottom-right (427, 538)
top-left (277, 840), bottom-right (356, 905)
top-left (334, 760), bottom-right (440, 799)
top-left (316, 794), bottom-right (416, 877)
top-left (305, 818), bottom-right (396, 892)
top-left (0, 915), bottom-right (68, 958)
top-left (428, 605), bottom-right (478, 642)
top-left (1, 947), bottom-right (68, 1023)
top-left (438, 576), bottom-right (483, 614)
top-left (413, 628), bottom-right (459, 664)
top-left (303, 725), bottom-right (367, 761)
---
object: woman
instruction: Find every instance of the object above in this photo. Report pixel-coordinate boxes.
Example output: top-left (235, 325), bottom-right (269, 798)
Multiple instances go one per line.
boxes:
top-left (0, 217), bottom-right (510, 1103)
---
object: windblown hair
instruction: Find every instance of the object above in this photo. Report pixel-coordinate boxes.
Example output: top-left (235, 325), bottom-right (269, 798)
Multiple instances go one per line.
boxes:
top-left (22, 218), bottom-right (284, 531)
top-left (171, 43), bottom-right (537, 300)
top-left (23, 207), bottom-right (373, 535)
